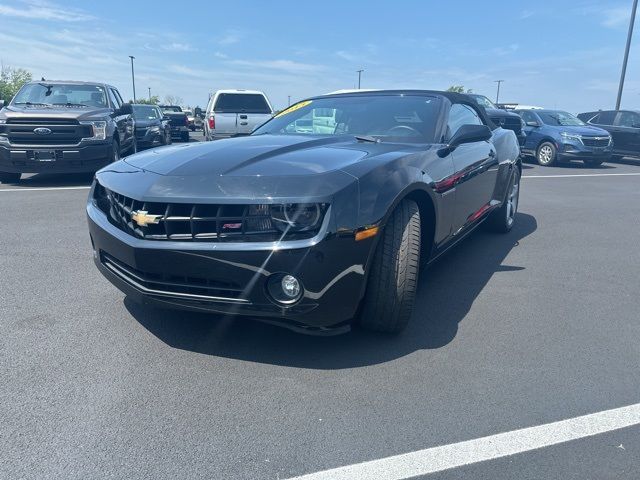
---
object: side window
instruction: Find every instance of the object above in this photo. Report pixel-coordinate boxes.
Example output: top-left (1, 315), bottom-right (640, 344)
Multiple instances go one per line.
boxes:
top-left (615, 111), bottom-right (640, 128)
top-left (447, 104), bottom-right (483, 139)
top-left (108, 88), bottom-right (122, 109)
top-left (520, 111), bottom-right (537, 124)
top-left (596, 111), bottom-right (616, 125)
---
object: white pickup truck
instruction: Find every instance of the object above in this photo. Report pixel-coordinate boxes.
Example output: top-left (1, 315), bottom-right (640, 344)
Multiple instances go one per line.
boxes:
top-left (204, 89), bottom-right (274, 141)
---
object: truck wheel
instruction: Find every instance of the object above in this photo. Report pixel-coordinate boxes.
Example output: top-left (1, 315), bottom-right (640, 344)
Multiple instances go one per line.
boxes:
top-left (536, 141), bottom-right (557, 166)
top-left (110, 140), bottom-right (120, 163)
top-left (181, 132), bottom-right (189, 142)
top-left (127, 138), bottom-right (137, 155)
top-left (0, 172), bottom-right (21, 184)
top-left (487, 165), bottom-right (520, 233)
top-left (358, 199), bottom-right (421, 333)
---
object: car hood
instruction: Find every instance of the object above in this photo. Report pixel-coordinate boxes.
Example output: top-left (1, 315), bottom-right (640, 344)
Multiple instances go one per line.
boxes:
top-left (123, 134), bottom-right (411, 177)
top-left (1, 104), bottom-right (112, 121)
top-left (551, 125), bottom-right (610, 136)
top-left (485, 108), bottom-right (520, 120)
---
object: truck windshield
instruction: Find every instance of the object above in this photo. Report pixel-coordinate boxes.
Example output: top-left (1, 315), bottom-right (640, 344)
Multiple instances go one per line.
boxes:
top-left (12, 83), bottom-right (108, 107)
top-left (470, 94), bottom-right (497, 110)
top-left (538, 111), bottom-right (585, 126)
top-left (133, 106), bottom-right (159, 120)
top-left (254, 94), bottom-right (442, 143)
top-left (214, 93), bottom-right (271, 114)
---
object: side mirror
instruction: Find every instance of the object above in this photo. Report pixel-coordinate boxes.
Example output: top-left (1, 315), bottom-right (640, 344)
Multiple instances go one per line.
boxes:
top-left (526, 121), bottom-right (539, 127)
top-left (117, 103), bottom-right (133, 115)
top-left (449, 124), bottom-right (492, 147)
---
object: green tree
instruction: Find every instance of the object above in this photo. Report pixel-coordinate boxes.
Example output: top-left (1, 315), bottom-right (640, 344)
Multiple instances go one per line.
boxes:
top-left (0, 66), bottom-right (32, 102)
top-left (129, 95), bottom-right (160, 105)
top-left (446, 85), bottom-right (473, 93)
top-left (164, 94), bottom-right (183, 106)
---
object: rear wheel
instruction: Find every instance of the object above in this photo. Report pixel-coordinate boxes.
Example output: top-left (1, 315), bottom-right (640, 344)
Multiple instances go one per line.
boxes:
top-left (181, 132), bottom-right (189, 142)
top-left (110, 140), bottom-right (120, 163)
top-left (536, 141), bottom-right (557, 166)
top-left (487, 165), bottom-right (521, 233)
top-left (0, 172), bottom-right (21, 184)
top-left (610, 155), bottom-right (624, 162)
top-left (358, 199), bottom-right (421, 333)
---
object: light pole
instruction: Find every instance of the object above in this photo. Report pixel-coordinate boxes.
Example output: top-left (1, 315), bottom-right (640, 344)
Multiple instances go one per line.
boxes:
top-left (129, 55), bottom-right (136, 103)
top-left (288, 95), bottom-right (291, 106)
top-left (494, 80), bottom-right (504, 104)
top-left (616, 0), bottom-right (638, 110)
top-left (148, 87), bottom-right (151, 101)
top-left (356, 69), bottom-right (364, 89)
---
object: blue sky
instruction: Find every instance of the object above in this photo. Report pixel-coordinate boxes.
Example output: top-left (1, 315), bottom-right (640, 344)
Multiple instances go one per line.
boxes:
top-left (0, 0), bottom-right (638, 112)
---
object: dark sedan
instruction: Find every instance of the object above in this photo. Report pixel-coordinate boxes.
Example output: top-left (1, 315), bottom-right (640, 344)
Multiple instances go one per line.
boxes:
top-left (578, 109), bottom-right (640, 161)
top-left (132, 104), bottom-right (171, 149)
top-left (87, 90), bottom-right (521, 334)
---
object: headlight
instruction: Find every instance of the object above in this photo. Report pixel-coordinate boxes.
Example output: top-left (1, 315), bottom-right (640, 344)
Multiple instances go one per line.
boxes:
top-left (148, 126), bottom-right (160, 133)
top-left (271, 203), bottom-right (324, 232)
top-left (560, 132), bottom-right (581, 142)
top-left (0, 119), bottom-right (6, 124)
top-left (80, 121), bottom-right (107, 140)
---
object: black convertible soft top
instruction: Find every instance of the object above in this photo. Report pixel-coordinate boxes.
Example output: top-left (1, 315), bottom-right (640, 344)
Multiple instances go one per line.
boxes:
top-left (317, 89), bottom-right (497, 130)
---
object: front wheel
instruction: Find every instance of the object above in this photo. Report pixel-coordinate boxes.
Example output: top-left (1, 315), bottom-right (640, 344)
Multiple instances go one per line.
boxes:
top-left (0, 172), bottom-right (21, 184)
top-left (110, 140), bottom-right (120, 163)
top-left (536, 141), bottom-right (557, 166)
top-left (181, 132), bottom-right (189, 142)
top-left (487, 165), bottom-right (521, 233)
top-left (358, 199), bottom-right (421, 333)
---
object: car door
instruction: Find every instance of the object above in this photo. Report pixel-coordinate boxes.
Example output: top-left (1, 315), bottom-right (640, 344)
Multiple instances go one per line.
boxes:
top-left (448, 103), bottom-right (498, 234)
top-left (519, 110), bottom-right (542, 153)
top-left (613, 111), bottom-right (640, 155)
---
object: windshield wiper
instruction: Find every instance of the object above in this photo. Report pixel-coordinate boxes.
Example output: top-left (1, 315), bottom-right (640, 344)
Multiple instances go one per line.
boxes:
top-left (355, 135), bottom-right (381, 143)
top-left (52, 102), bottom-right (89, 107)
top-left (14, 101), bottom-right (52, 106)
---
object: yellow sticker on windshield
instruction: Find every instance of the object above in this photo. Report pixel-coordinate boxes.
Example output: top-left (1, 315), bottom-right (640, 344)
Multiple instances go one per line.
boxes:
top-left (274, 100), bottom-right (312, 118)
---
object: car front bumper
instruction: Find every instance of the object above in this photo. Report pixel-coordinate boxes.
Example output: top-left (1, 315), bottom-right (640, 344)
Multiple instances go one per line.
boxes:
top-left (558, 141), bottom-right (613, 160)
top-left (86, 199), bottom-right (372, 333)
top-left (0, 141), bottom-right (111, 174)
top-left (170, 126), bottom-right (189, 138)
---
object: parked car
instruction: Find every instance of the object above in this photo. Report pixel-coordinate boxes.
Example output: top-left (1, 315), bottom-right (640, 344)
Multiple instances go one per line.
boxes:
top-left (132, 104), bottom-right (171, 149)
top-left (159, 105), bottom-right (189, 142)
top-left (183, 109), bottom-right (202, 131)
top-left (204, 89), bottom-right (273, 141)
top-left (0, 80), bottom-right (135, 184)
top-left (577, 110), bottom-right (640, 161)
top-left (515, 109), bottom-right (612, 166)
top-left (87, 90), bottom-right (521, 334)
top-left (469, 94), bottom-right (526, 146)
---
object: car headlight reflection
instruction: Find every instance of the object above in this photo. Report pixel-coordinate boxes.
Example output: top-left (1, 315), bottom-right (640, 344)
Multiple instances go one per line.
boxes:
top-left (560, 132), bottom-right (582, 142)
top-left (271, 203), bottom-right (323, 232)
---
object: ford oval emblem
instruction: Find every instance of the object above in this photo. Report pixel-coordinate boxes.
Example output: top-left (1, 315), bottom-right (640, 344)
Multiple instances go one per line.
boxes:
top-left (33, 127), bottom-right (52, 135)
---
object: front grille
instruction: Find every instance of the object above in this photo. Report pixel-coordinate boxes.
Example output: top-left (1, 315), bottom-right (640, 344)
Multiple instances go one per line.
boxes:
top-left (94, 183), bottom-right (319, 242)
top-left (1, 118), bottom-right (91, 146)
top-left (582, 137), bottom-right (610, 148)
top-left (101, 252), bottom-right (247, 302)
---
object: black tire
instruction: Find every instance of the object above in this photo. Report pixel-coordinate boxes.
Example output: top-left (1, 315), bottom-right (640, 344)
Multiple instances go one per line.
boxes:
top-left (487, 165), bottom-right (521, 233)
top-left (0, 172), bottom-right (21, 184)
top-left (181, 132), bottom-right (189, 142)
top-left (536, 141), bottom-right (557, 166)
top-left (127, 138), bottom-right (137, 155)
top-left (358, 199), bottom-right (421, 333)
top-left (583, 158), bottom-right (604, 167)
top-left (610, 155), bottom-right (624, 162)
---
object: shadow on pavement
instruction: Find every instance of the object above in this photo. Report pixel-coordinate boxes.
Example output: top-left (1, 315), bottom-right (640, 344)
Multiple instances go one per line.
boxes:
top-left (128, 213), bottom-right (537, 369)
top-left (6, 172), bottom-right (94, 188)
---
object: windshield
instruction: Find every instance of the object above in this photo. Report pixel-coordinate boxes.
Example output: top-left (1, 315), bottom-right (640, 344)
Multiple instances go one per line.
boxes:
top-left (214, 93), bottom-right (271, 114)
top-left (161, 106), bottom-right (182, 112)
top-left (538, 111), bottom-right (585, 126)
top-left (254, 94), bottom-right (442, 142)
top-left (470, 95), bottom-right (497, 110)
top-left (12, 83), bottom-right (108, 107)
top-left (132, 105), bottom-right (159, 120)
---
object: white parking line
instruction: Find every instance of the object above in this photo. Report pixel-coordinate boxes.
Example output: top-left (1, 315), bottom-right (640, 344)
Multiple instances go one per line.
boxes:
top-left (286, 403), bottom-right (640, 480)
top-left (0, 186), bottom-right (91, 192)
top-left (523, 172), bottom-right (640, 178)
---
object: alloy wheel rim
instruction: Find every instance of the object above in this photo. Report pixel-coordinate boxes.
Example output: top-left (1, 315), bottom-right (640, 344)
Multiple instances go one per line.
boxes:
top-left (506, 176), bottom-right (519, 226)
top-left (539, 145), bottom-right (553, 164)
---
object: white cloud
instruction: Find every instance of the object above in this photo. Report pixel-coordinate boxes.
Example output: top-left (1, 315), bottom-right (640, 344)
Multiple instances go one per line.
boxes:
top-left (213, 52), bottom-right (228, 59)
top-left (602, 6), bottom-right (631, 28)
top-left (0, 0), bottom-right (93, 22)
top-left (218, 30), bottom-right (243, 45)
top-left (520, 10), bottom-right (535, 20)
top-left (229, 59), bottom-right (326, 74)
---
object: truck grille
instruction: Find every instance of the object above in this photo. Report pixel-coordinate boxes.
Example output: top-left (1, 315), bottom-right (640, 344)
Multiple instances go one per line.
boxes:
top-left (94, 182), bottom-right (315, 242)
top-left (581, 137), bottom-right (610, 148)
top-left (101, 252), bottom-right (247, 302)
top-left (1, 118), bottom-right (91, 146)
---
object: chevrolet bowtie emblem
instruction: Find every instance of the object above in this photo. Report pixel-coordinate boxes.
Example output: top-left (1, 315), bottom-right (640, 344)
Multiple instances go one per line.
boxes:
top-left (131, 210), bottom-right (162, 227)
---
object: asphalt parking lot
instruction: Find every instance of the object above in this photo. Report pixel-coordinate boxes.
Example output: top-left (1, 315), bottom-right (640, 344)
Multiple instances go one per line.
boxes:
top-left (1, 151), bottom-right (639, 479)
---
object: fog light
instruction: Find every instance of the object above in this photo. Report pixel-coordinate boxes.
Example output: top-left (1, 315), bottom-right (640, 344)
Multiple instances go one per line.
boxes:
top-left (267, 273), bottom-right (303, 305)
top-left (281, 275), bottom-right (300, 299)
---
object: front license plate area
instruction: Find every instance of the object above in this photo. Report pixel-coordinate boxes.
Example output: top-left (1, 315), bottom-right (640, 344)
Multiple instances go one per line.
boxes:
top-left (28, 150), bottom-right (59, 162)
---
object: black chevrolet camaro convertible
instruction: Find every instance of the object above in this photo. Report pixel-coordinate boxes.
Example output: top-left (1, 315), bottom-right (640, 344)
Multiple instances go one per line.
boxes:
top-left (87, 90), bottom-right (521, 334)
